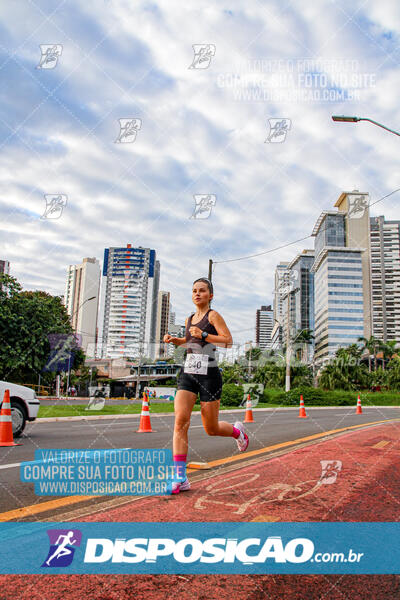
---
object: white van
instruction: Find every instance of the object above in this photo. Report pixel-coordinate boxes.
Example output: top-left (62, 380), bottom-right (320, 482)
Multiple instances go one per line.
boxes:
top-left (0, 381), bottom-right (40, 437)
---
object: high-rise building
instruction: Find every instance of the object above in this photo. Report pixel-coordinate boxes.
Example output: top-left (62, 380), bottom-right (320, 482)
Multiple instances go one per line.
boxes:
top-left (311, 191), bottom-right (372, 365)
top-left (64, 258), bottom-right (100, 357)
top-left (99, 245), bottom-right (160, 359)
top-left (256, 305), bottom-right (273, 349)
top-left (165, 308), bottom-right (183, 359)
top-left (167, 322), bottom-right (186, 359)
top-left (280, 250), bottom-right (315, 362)
top-left (271, 262), bottom-right (290, 348)
top-left (155, 291), bottom-right (170, 358)
top-left (370, 216), bottom-right (400, 343)
top-left (0, 260), bottom-right (10, 275)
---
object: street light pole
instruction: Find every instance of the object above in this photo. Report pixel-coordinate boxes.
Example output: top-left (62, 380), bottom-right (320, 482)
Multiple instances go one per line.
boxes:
top-left (66, 296), bottom-right (96, 396)
top-left (66, 354), bottom-right (71, 397)
top-left (135, 339), bottom-right (144, 400)
top-left (284, 286), bottom-right (300, 392)
top-left (332, 115), bottom-right (400, 137)
top-left (245, 341), bottom-right (252, 380)
top-left (248, 343), bottom-right (252, 379)
top-left (285, 293), bottom-right (291, 392)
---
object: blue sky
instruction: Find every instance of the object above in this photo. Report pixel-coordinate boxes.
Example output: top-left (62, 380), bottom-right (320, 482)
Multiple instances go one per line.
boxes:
top-left (0, 0), bottom-right (399, 345)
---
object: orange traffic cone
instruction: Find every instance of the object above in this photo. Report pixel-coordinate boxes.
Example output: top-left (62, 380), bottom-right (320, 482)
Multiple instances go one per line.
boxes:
top-left (0, 390), bottom-right (21, 447)
top-left (356, 395), bottom-right (362, 414)
top-left (298, 395), bottom-right (307, 418)
top-left (136, 393), bottom-right (154, 432)
top-left (244, 394), bottom-right (254, 423)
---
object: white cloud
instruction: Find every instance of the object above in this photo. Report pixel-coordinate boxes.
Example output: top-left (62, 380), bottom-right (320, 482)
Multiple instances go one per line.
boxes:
top-left (0, 0), bottom-right (399, 345)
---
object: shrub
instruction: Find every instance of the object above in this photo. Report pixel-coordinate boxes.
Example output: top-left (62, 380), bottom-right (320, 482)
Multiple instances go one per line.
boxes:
top-left (221, 383), bottom-right (244, 406)
top-left (260, 387), bottom-right (400, 407)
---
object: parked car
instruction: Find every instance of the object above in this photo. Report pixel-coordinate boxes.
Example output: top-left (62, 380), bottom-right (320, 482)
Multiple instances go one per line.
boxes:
top-left (0, 381), bottom-right (40, 437)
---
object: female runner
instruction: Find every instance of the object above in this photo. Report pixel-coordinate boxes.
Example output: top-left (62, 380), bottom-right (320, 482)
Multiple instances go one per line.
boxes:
top-left (163, 277), bottom-right (249, 494)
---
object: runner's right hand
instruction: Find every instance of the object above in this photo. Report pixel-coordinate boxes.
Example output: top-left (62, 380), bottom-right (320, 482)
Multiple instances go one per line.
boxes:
top-left (163, 334), bottom-right (173, 343)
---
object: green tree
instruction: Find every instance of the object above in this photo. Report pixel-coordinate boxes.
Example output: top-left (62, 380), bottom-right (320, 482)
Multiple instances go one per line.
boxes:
top-left (219, 361), bottom-right (244, 385)
top-left (380, 340), bottom-right (398, 371)
top-left (370, 366), bottom-right (387, 388)
top-left (318, 344), bottom-right (369, 390)
top-left (253, 356), bottom-right (312, 389)
top-left (253, 360), bottom-right (285, 388)
top-left (0, 274), bottom-right (84, 384)
top-left (292, 328), bottom-right (314, 363)
top-left (386, 355), bottom-right (400, 390)
top-left (244, 347), bottom-right (262, 362)
top-left (358, 335), bottom-right (382, 371)
top-left (291, 363), bottom-right (313, 387)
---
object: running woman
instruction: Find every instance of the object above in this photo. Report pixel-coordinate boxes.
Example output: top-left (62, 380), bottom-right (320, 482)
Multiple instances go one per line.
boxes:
top-left (163, 277), bottom-right (249, 494)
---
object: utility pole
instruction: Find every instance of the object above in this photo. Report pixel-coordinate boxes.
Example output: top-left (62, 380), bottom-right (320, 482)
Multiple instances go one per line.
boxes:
top-left (285, 292), bottom-right (291, 392)
top-left (284, 286), bottom-right (300, 392)
top-left (208, 259), bottom-right (213, 282)
top-left (245, 341), bottom-right (252, 380)
top-left (135, 339), bottom-right (144, 399)
top-left (66, 295), bottom-right (96, 397)
top-left (66, 354), bottom-right (71, 396)
top-left (249, 342), bottom-right (252, 379)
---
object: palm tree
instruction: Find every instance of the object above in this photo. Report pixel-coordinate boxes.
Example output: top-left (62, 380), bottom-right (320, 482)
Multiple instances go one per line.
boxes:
top-left (386, 355), bottom-right (400, 390)
top-left (245, 347), bottom-right (262, 362)
top-left (318, 361), bottom-right (347, 390)
top-left (253, 361), bottom-right (286, 388)
top-left (380, 340), bottom-right (398, 370)
top-left (220, 362), bottom-right (243, 385)
top-left (318, 344), bottom-right (368, 390)
top-left (292, 329), bottom-right (315, 363)
top-left (358, 335), bottom-right (382, 371)
top-left (244, 346), bottom-right (262, 376)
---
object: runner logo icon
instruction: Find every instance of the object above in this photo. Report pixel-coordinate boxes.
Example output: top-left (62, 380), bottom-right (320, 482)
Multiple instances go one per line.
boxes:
top-left (42, 529), bottom-right (82, 568)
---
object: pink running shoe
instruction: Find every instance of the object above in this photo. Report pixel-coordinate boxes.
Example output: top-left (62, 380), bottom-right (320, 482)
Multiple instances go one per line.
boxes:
top-left (171, 477), bottom-right (191, 494)
top-left (234, 421), bottom-right (249, 452)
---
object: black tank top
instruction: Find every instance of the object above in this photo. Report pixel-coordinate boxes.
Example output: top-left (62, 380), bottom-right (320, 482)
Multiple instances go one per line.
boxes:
top-left (184, 308), bottom-right (219, 365)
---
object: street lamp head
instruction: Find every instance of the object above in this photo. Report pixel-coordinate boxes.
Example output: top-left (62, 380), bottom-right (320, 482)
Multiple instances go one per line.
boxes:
top-left (332, 115), bottom-right (360, 122)
top-left (332, 115), bottom-right (399, 136)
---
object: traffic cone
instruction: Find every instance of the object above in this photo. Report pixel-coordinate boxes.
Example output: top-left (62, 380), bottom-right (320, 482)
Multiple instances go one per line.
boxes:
top-left (244, 394), bottom-right (254, 423)
top-left (0, 390), bottom-right (22, 447)
top-left (356, 395), bottom-right (362, 414)
top-left (298, 395), bottom-right (307, 418)
top-left (136, 393), bottom-right (154, 432)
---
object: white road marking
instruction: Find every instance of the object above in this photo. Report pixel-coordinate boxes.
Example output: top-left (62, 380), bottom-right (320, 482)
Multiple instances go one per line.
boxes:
top-left (0, 462), bottom-right (21, 470)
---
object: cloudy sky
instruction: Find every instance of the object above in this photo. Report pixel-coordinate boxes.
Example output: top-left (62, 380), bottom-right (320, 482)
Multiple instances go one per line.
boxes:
top-left (1, 0), bottom-right (399, 346)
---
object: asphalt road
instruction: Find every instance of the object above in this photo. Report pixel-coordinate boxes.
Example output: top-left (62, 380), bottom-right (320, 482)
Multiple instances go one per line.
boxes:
top-left (0, 406), bottom-right (399, 516)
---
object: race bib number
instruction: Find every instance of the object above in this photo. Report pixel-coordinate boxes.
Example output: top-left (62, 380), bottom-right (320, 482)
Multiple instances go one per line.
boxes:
top-left (184, 353), bottom-right (208, 375)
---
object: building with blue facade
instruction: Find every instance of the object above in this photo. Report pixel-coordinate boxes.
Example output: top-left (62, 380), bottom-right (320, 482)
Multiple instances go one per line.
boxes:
top-left (311, 191), bottom-right (372, 365)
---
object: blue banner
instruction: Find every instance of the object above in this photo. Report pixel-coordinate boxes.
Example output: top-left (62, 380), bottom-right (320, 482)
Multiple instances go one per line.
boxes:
top-left (20, 449), bottom-right (186, 496)
top-left (0, 522), bottom-right (399, 574)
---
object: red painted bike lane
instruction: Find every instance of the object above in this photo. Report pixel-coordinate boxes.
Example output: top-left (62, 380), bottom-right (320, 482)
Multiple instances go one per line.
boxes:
top-left (81, 420), bottom-right (400, 524)
top-left (3, 421), bottom-right (400, 599)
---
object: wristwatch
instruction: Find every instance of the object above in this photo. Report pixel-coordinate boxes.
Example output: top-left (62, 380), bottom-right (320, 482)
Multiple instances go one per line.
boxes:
top-left (201, 331), bottom-right (209, 340)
